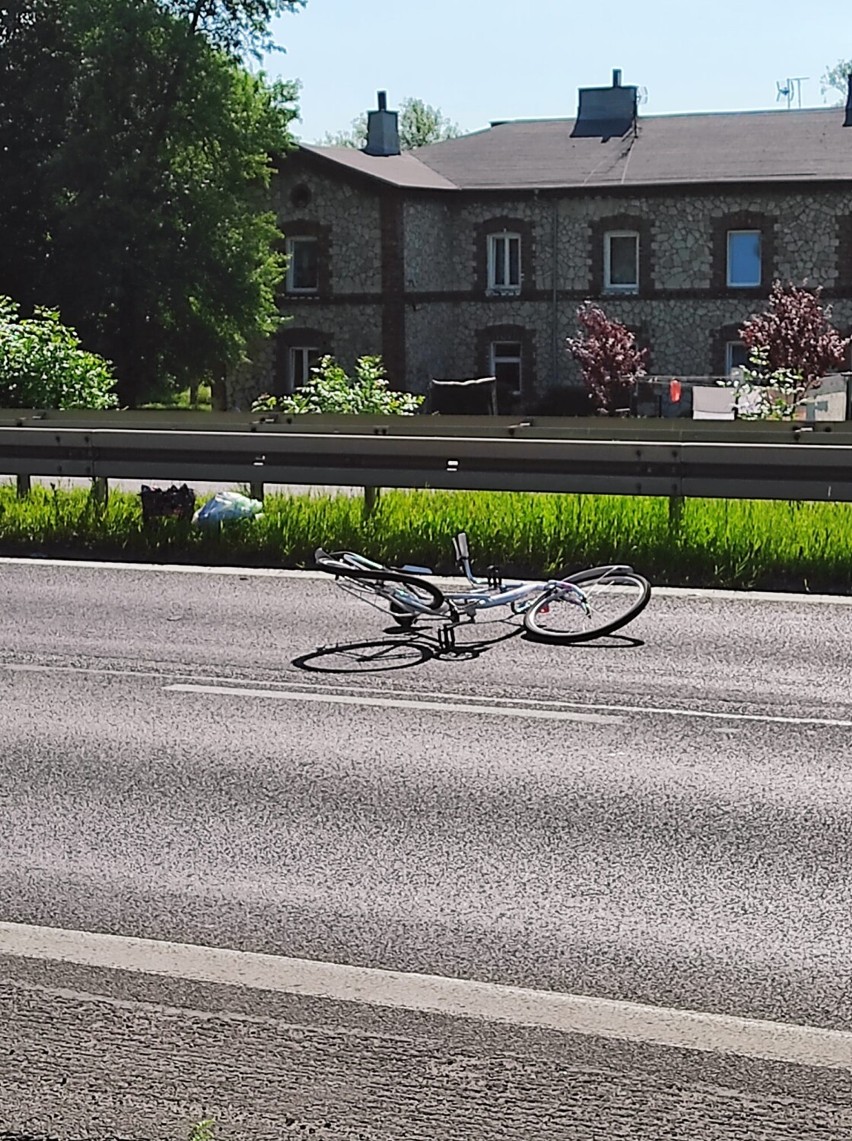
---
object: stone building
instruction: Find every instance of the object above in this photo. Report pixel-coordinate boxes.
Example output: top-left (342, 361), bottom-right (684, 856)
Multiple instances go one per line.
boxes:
top-left (227, 73), bottom-right (852, 413)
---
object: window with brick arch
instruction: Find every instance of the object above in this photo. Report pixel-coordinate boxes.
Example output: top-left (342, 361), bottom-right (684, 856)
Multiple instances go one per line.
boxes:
top-left (474, 218), bottom-right (534, 298)
top-left (711, 212), bottom-right (775, 295)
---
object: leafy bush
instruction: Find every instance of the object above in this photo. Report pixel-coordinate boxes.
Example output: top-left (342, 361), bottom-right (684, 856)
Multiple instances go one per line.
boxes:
top-left (566, 303), bottom-right (648, 415)
top-left (725, 346), bottom-right (812, 421)
top-left (0, 295), bottom-right (118, 408)
top-left (252, 354), bottom-right (423, 415)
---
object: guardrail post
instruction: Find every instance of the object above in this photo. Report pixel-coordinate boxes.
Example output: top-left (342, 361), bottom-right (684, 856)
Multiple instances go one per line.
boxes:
top-left (363, 485), bottom-right (381, 519)
top-left (90, 476), bottom-right (109, 506)
top-left (16, 474), bottom-right (31, 498)
top-left (668, 494), bottom-right (684, 530)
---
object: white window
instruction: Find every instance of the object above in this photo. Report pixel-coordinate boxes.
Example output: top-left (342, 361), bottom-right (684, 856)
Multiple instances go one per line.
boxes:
top-left (490, 340), bottom-right (523, 403)
top-left (604, 231), bottom-right (639, 292)
top-left (487, 233), bottom-right (521, 293)
top-left (285, 236), bottom-right (319, 293)
top-left (727, 230), bottom-right (761, 288)
top-left (289, 346), bottom-right (320, 389)
top-left (725, 340), bottom-right (749, 375)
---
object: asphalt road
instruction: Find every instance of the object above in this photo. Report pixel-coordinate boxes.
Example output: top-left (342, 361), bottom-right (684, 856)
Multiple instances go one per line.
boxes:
top-left (2, 559), bottom-right (852, 1138)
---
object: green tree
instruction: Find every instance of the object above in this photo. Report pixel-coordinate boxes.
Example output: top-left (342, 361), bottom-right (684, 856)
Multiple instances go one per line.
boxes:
top-left (0, 0), bottom-right (303, 406)
top-left (319, 97), bottom-right (463, 149)
top-left (821, 58), bottom-right (852, 104)
top-left (161, 0), bottom-right (304, 58)
top-left (0, 295), bottom-right (118, 409)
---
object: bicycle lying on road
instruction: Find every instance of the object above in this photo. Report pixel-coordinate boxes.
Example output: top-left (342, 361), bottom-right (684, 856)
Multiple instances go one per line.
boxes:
top-left (313, 533), bottom-right (651, 649)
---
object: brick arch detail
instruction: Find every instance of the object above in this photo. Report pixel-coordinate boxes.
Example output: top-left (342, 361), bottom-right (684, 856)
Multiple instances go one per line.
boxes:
top-left (475, 323), bottom-right (536, 411)
top-left (837, 215), bottom-right (852, 290)
top-left (711, 321), bottom-right (747, 376)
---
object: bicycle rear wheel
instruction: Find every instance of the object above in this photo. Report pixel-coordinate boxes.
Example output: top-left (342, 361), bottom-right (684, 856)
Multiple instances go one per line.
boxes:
top-left (314, 550), bottom-right (446, 622)
top-left (523, 568), bottom-right (651, 644)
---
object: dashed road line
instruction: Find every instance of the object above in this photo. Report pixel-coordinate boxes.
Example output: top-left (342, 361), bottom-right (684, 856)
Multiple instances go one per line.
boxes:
top-left (163, 682), bottom-right (622, 725)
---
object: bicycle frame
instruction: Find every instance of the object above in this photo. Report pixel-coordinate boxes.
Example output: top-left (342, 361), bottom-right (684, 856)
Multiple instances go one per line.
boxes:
top-left (331, 547), bottom-right (588, 623)
top-left (314, 536), bottom-right (648, 651)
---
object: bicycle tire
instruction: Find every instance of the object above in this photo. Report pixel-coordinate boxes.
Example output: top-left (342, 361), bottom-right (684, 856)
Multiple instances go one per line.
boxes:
top-left (314, 549), bottom-right (446, 612)
top-left (523, 567), bottom-right (651, 644)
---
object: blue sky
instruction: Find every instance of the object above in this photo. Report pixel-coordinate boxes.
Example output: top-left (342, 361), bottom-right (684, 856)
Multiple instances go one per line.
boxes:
top-left (263, 0), bottom-right (850, 143)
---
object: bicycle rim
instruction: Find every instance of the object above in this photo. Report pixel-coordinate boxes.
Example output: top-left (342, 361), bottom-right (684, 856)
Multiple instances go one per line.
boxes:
top-left (523, 571), bottom-right (650, 643)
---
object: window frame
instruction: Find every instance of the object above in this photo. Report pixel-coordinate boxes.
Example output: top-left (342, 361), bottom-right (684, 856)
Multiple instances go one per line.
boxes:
top-left (486, 232), bottom-right (522, 294)
top-left (489, 339), bottom-right (523, 398)
top-left (285, 235), bottom-right (320, 294)
top-left (289, 345), bottom-right (321, 390)
top-left (726, 229), bottom-right (762, 289)
top-left (603, 230), bottom-right (640, 293)
top-left (725, 340), bottom-right (749, 376)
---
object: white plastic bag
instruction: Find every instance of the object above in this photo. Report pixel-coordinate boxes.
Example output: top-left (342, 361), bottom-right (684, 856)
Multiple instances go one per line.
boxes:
top-left (192, 491), bottom-right (263, 528)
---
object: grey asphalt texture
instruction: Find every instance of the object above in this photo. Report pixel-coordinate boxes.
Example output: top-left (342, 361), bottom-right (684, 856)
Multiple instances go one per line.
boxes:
top-left (2, 561), bottom-right (852, 1139)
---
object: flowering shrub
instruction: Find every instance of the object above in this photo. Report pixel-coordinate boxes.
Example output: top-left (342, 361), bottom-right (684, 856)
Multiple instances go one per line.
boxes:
top-left (725, 348), bottom-right (810, 421)
top-left (566, 303), bottom-right (648, 414)
top-left (729, 282), bottom-right (851, 420)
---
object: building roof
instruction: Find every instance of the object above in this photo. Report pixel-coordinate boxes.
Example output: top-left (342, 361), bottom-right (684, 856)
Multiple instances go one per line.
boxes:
top-left (303, 108), bottom-right (852, 192)
top-left (299, 145), bottom-right (457, 189)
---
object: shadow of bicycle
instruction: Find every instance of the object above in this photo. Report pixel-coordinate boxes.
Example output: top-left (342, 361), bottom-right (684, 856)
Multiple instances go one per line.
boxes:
top-left (292, 623), bottom-right (643, 675)
top-left (293, 620), bottom-right (526, 673)
top-left (521, 631), bottom-right (645, 650)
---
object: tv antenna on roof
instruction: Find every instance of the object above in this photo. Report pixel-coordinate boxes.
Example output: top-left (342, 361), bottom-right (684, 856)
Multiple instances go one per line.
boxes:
top-left (776, 76), bottom-right (808, 109)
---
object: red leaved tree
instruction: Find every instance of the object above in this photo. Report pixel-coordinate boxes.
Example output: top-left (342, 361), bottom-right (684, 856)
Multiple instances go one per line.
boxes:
top-left (740, 281), bottom-right (851, 388)
top-left (566, 303), bottom-right (649, 415)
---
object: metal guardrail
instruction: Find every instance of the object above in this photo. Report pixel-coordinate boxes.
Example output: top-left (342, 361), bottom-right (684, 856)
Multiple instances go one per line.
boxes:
top-left (1, 412), bottom-right (852, 502)
top-left (2, 407), bottom-right (852, 442)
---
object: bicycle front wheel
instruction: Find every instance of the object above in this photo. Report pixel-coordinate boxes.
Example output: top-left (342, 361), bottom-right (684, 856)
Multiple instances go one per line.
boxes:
top-left (523, 568), bottom-right (651, 644)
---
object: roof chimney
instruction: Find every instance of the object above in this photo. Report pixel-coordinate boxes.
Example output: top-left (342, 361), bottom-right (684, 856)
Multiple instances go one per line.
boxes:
top-left (571, 69), bottom-right (638, 140)
top-left (844, 73), bottom-right (852, 128)
top-left (364, 90), bottom-right (401, 156)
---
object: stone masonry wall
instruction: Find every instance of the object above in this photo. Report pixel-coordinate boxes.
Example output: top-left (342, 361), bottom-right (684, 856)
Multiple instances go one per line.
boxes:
top-left (226, 305), bottom-right (383, 410)
top-left (225, 156), bottom-right (384, 406)
top-left (228, 150), bottom-right (852, 407)
top-left (404, 185), bottom-right (852, 396)
top-left (273, 155), bottom-right (382, 294)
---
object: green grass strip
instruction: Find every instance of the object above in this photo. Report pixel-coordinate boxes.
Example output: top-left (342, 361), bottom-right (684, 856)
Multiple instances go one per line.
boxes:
top-left (1, 483), bottom-right (850, 594)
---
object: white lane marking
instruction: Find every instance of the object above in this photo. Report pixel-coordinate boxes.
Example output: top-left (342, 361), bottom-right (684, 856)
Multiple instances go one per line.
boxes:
top-left (0, 921), bottom-right (850, 1070)
top-left (163, 683), bottom-right (621, 725)
top-left (1, 555), bottom-right (851, 606)
top-left (5, 663), bottom-right (850, 729)
top-left (0, 556), bottom-right (314, 579)
top-left (190, 677), bottom-right (852, 729)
